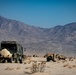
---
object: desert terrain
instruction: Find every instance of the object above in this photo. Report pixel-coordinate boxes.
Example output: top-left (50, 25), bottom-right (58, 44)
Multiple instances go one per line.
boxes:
top-left (0, 56), bottom-right (76, 75)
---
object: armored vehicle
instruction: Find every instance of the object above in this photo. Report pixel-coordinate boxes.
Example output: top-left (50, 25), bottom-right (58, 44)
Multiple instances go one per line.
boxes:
top-left (0, 41), bottom-right (23, 63)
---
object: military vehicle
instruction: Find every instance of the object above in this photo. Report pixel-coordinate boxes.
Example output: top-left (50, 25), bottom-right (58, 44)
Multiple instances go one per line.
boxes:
top-left (0, 41), bottom-right (23, 63)
top-left (44, 53), bottom-right (56, 62)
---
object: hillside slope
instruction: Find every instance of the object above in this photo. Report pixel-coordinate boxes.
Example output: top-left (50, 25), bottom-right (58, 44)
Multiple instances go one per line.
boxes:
top-left (0, 16), bottom-right (76, 56)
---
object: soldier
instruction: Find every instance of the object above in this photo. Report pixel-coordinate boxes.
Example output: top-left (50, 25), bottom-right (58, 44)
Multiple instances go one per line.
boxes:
top-left (13, 53), bottom-right (18, 63)
top-left (19, 56), bottom-right (22, 63)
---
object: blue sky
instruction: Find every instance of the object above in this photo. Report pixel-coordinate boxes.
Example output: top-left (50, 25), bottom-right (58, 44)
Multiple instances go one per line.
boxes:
top-left (0, 0), bottom-right (76, 28)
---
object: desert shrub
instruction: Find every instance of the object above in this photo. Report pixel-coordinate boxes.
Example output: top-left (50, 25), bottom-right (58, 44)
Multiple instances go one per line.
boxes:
top-left (31, 61), bottom-right (46, 73)
top-left (63, 63), bottom-right (69, 67)
top-left (72, 65), bottom-right (76, 68)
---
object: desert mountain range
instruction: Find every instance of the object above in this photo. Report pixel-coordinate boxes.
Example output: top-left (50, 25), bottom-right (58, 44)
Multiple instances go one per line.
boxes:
top-left (0, 15), bottom-right (76, 56)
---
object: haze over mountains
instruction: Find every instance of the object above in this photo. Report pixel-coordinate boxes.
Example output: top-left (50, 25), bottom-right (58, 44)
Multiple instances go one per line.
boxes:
top-left (0, 15), bottom-right (76, 56)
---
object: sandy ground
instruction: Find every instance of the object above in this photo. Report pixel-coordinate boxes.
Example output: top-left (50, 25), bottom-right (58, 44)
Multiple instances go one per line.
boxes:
top-left (0, 57), bottom-right (76, 75)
